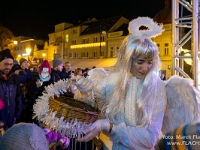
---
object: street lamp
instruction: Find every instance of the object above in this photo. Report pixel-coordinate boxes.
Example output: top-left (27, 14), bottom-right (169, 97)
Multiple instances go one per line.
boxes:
top-left (26, 48), bottom-right (31, 55)
top-left (13, 41), bottom-right (18, 45)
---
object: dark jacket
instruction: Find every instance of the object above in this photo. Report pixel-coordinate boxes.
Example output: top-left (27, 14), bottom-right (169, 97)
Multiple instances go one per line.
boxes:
top-left (0, 72), bottom-right (22, 130)
top-left (60, 69), bottom-right (73, 79)
top-left (26, 76), bottom-right (49, 105)
top-left (16, 67), bottom-right (33, 85)
top-left (49, 68), bottom-right (61, 84)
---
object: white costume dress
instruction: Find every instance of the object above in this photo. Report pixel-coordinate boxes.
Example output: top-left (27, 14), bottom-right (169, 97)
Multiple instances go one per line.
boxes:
top-left (75, 68), bottom-right (200, 150)
top-left (91, 72), bottom-right (167, 150)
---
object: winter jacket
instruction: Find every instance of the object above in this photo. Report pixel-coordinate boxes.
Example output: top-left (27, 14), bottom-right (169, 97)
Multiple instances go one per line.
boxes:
top-left (60, 69), bottom-right (73, 79)
top-left (49, 68), bottom-right (61, 85)
top-left (0, 72), bottom-right (22, 130)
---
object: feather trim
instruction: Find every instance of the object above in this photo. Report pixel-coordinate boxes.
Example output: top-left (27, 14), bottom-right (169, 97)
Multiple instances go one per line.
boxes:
top-left (33, 78), bottom-right (89, 138)
top-left (128, 17), bottom-right (164, 39)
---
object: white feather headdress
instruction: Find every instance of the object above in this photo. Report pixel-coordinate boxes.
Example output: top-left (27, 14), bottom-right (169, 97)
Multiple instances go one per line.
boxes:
top-left (128, 17), bottom-right (164, 39)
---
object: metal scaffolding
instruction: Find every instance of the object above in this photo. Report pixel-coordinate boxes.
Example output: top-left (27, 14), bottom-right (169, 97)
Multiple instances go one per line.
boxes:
top-left (172, 0), bottom-right (199, 87)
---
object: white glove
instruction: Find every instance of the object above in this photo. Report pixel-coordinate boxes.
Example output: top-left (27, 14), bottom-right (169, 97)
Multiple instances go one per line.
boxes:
top-left (76, 119), bottom-right (111, 142)
top-left (76, 76), bottom-right (93, 92)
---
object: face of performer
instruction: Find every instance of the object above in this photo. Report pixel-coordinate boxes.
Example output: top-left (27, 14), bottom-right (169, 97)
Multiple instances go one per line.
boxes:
top-left (130, 56), bottom-right (153, 79)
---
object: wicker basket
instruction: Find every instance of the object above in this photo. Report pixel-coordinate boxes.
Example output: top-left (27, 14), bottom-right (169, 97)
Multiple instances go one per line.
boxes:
top-left (49, 96), bottom-right (100, 124)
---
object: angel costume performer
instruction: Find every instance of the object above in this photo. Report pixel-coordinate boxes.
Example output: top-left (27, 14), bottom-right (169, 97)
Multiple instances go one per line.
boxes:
top-left (75, 17), bottom-right (200, 150)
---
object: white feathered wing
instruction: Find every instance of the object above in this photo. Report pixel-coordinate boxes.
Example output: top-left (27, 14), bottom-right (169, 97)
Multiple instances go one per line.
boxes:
top-left (74, 68), bottom-right (108, 107)
top-left (162, 75), bottom-right (200, 134)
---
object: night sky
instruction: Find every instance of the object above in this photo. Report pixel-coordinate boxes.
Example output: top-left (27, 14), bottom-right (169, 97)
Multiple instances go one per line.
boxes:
top-left (0, 0), bottom-right (165, 40)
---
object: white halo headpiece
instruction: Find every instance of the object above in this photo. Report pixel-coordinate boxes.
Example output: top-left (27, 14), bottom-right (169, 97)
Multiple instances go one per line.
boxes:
top-left (128, 17), bottom-right (164, 39)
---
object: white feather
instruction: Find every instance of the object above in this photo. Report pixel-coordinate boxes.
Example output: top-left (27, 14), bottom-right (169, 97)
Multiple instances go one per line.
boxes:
top-left (162, 75), bottom-right (200, 134)
top-left (128, 17), bottom-right (164, 39)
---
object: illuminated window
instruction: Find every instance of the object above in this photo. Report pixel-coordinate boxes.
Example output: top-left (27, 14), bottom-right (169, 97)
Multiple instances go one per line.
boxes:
top-left (65, 34), bottom-right (69, 42)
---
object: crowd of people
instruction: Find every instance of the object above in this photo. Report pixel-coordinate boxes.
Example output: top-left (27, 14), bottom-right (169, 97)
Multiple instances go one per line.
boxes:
top-left (0, 17), bottom-right (200, 150)
top-left (0, 49), bottom-right (94, 149)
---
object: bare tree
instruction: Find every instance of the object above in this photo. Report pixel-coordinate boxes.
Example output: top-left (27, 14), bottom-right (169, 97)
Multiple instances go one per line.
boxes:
top-left (0, 25), bottom-right (14, 51)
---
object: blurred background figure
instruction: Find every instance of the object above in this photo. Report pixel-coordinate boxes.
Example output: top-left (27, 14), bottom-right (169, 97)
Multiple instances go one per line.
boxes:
top-left (160, 72), bottom-right (166, 81)
top-left (49, 58), bottom-right (63, 84)
top-left (60, 62), bottom-right (74, 79)
top-left (0, 123), bottom-right (49, 150)
top-left (74, 68), bottom-right (83, 76)
top-left (25, 60), bottom-right (51, 123)
top-left (15, 58), bottom-right (32, 123)
top-left (82, 68), bottom-right (90, 78)
top-left (11, 60), bottom-right (20, 72)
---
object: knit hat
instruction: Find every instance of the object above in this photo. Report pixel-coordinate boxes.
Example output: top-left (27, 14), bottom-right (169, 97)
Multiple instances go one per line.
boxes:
top-left (19, 58), bottom-right (27, 65)
top-left (0, 49), bottom-right (14, 62)
top-left (53, 58), bottom-right (62, 68)
top-left (0, 123), bottom-right (49, 150)
top-left (39, 60), bottom-right (51, 74)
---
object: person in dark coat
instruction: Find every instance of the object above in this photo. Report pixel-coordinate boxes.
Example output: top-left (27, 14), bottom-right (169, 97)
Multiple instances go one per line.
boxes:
top-left (11, 60), bottom-right (20, 72)
top-left (49, 58), bottom-right (63, 85)
top-left (25, 60), bottom-right (52, 123)
top-left (0, 49), bottom-right (22, 130)
top-left (60, 62), bottom-right (74, 79)
top-left (15, 58), bottom-right (33, 122)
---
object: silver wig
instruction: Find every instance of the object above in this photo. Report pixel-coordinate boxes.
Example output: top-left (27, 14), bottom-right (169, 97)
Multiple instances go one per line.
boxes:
top-left (102, 35), bottom-right (161, 127)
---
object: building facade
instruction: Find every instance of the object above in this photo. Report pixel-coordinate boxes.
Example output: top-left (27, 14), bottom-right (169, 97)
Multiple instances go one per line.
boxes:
top-left (48, 16), bottom-right (129, 61)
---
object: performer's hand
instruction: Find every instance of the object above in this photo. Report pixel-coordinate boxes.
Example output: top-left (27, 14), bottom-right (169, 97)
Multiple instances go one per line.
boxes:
top-left (76, 119), bottom-right (111, 142)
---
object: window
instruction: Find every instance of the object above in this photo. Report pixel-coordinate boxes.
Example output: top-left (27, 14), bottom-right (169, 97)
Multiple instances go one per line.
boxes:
top-left (72, 29), bottom-right (77, 34)
top-left (94, 52), bottom-right (98, 57)
top-left (94, 37), bottom-right (98, 42)
top-left (100, 35), bottom-right (105, 42)
top-left (82, 38), bottom-right (89, 44)
top-left (110, 47), bottom-right (114, 57)
top-left (65, 34), bottom-right (69, 42)
top-left (101, 51), bottom-right (104, 57)
top-left (82, 52), bottom-right (89, 58)
top-left (74, 53), bottom-right (77, 58)
top-left (157, 44), bottom-right (160, 52)
top-left (69, 53), bottom-right (73, 57)
top-left (116, 46), bottom-right (120, 55)
top-left (72, 39), bottom-right (77, 45)
top-left (164, 43), bottom-right (169, 56)
top-left (54, 49), bottom-right (58, 54)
